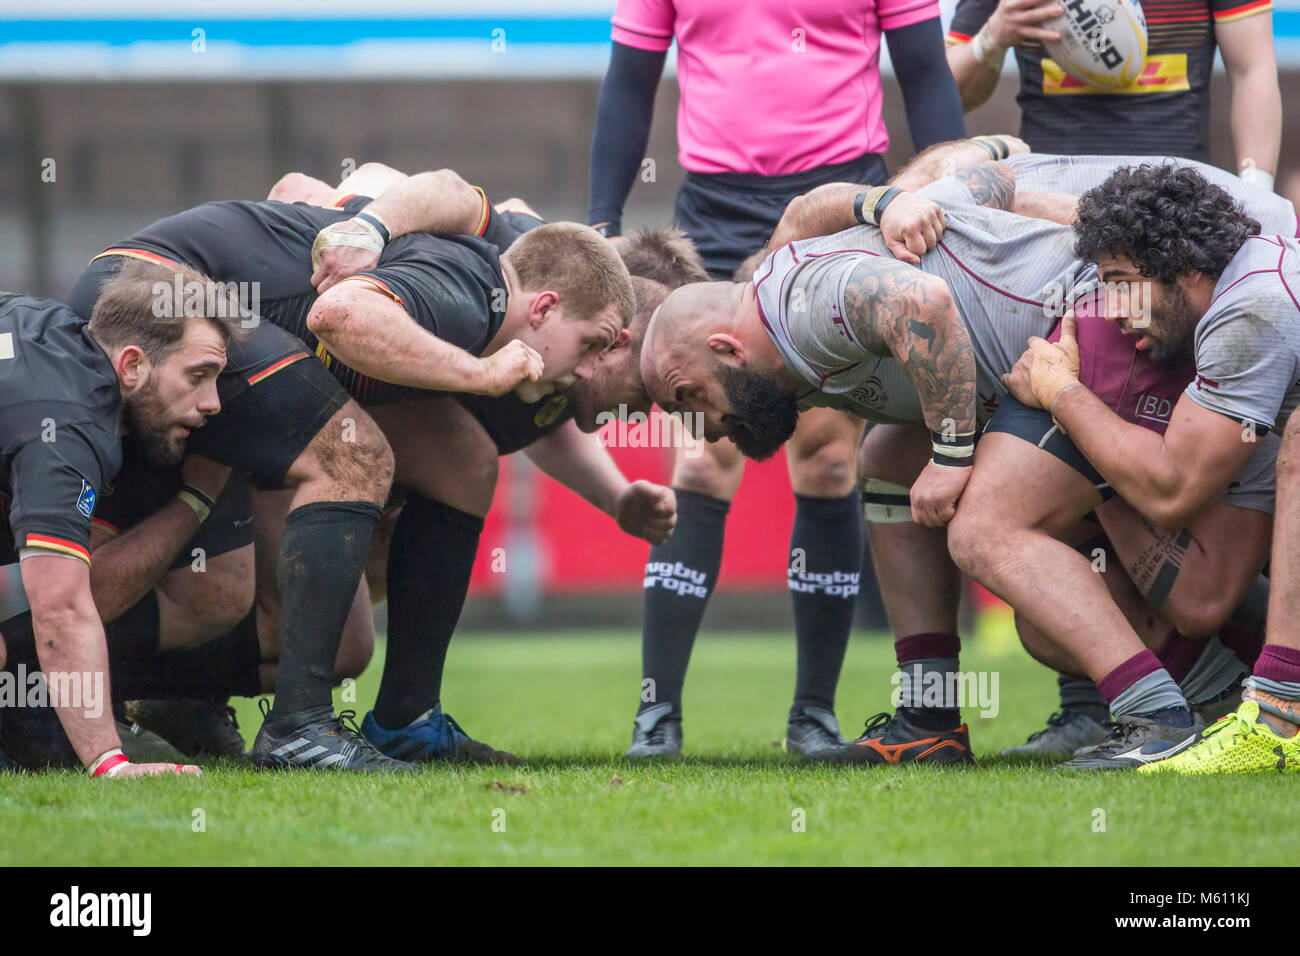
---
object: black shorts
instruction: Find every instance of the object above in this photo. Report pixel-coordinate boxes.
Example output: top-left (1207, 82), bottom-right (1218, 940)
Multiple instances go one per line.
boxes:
top-left (982, 395), bottom-right (1112, 498)
top-left (188, 327), bottom-right (349, 489)
top-left (674, 152), bottom-right (889, 280)
top-left (455, 392), bottom-right (574, 455)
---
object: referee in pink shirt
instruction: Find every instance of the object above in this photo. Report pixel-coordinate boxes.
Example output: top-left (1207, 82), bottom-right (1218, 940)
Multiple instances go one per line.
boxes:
top-left (588, 0), bottom-right (966, 759)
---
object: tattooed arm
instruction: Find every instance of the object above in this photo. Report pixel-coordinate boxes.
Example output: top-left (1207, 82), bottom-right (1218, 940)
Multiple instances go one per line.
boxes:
top-left (952, 161), bottom-right (1017, 210)
top-left (1094, 496), bottom-right (1272, 638)
top-left (842, 256), bottom-right (977, 525)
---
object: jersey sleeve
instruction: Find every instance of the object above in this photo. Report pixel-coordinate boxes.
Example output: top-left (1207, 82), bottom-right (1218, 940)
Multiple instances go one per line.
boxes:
top-left (348, 235), bottom-right (499, 355)
top-left (879, 0), bottom-right (942, 33)
top-left (611, 0), bottom-right (675, 52)
top-left (1184, 302), bottom-right (1295, 432)
top-left (1211, 0), bottom-right (1272, 23)
top-left (947, 0), bottom-right (997, 43)
top-left (7, 424), bottom-right (118, 566)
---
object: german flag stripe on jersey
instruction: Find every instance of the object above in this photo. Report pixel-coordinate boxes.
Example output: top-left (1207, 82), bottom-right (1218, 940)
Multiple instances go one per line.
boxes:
top-left (90, 517), bottom-right (119, 536)
top-left (1213, 0), bottom-right (1270, 20)
top-left (90, 247), bottom-right (181, 269)
top-left (331, 193), bottom-right (359, 209)
top-left (247, 351), bottom-right (311, 386)
top-left (472, 186), bottom-right (491, 237)
top-left (946, 30), bottom-right (972, 44)
top-left (25, 534), bottom-right (91, 565)
top-left (337, 275), bottom-right (404, 306)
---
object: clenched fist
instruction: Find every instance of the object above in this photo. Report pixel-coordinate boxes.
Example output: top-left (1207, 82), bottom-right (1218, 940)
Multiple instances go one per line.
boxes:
top-left (475, 339), bottom-right (545, 397)
top-left (910, 460), bottom-right (972, 527)
top-left (615, 481), bottom-right (677, 545)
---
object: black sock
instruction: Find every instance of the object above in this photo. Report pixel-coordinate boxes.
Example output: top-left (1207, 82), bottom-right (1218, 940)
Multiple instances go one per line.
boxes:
top-left (372, 495), bottom-right (483, 730)
top-left (790, 491), bottom-right (863, 713)
top-left (116, 607), bottom-right (263, 700)
top-left (638, 489), bottom-right (729, 716)
top-left (1058, 672), bottom-right (1109, 722)
top-left (269, 500), bottom-right (380, 720)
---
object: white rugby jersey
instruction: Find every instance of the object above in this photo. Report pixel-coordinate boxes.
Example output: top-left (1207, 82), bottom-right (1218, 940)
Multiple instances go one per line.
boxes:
top-left (753, 191), bottom-right (1091, 424)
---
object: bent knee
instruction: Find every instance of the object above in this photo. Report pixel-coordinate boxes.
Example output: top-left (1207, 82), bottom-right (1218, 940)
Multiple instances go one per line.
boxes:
top-left (672, 440), bottom-right (744, 497)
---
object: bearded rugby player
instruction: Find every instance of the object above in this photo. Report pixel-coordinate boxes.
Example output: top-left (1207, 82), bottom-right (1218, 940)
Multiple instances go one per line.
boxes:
top-left (1, 264), bottom-right (242, 778)
top-left (996, 165), bottom-right (1300, 773)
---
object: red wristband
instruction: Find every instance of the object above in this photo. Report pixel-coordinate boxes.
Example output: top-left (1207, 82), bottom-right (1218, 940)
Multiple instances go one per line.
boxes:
top-left (90, 751), bottom-right (130, 777)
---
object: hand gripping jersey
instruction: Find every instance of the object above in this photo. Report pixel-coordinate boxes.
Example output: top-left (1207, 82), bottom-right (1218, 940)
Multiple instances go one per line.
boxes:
top-left (753, 193), bottom-right (1093, 424)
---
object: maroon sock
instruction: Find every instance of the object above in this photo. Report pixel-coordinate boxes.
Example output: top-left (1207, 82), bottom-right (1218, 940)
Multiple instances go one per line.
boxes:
top-left (895, 631), bottom-right (960, 667)
top-left (1097, 649), bottom-right (1162, 705)
top-left (1156, 629), bottom-right (1205, 684)
top-left (1253, 644), bottom-right (1300, 683)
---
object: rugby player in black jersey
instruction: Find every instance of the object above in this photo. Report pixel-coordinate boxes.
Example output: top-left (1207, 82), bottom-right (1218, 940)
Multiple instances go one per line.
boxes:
top-left (68, 179), bottom-right (635, 768)
top-left (0, 263), bottom-right (241, 778)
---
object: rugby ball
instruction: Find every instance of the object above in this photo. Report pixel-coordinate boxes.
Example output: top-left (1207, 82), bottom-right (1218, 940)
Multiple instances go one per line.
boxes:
top-left (1044, 0), bottom-right (1148, 91)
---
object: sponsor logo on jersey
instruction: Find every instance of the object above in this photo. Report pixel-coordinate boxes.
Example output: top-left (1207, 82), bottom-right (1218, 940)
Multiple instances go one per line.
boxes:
top-left (1042, 53), bottom-right (1189, 95)
top-left (76, 480), bottom-right (96, 519)
top-left (0, 331), bottom-right (13, 360)
top-left (533, 394), bottom-right (569, 428)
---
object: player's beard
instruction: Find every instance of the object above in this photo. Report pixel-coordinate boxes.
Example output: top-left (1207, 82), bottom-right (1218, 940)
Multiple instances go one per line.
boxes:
top-left (713, 361), bottom-right (799, 461)
top-left (1145, 283), bottom-right (1199, 366)
top-left (124, 376), bottom-right (191, 467)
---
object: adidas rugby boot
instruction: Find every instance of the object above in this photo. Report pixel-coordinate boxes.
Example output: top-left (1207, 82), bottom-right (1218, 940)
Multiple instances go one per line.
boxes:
top-left (250, 700), bottom-right (411, 772)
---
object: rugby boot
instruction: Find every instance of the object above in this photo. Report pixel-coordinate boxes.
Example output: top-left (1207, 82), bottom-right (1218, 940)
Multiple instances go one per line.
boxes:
top-left (126, 698), bottom-right (247, 759)
top-left (785, 704), bottom-right (845, 760)
top-left (1001, 709), bottom-right (1109, 759)
top-left (624, 702), bottom-right (682, 758)
top-left (360, 703), bottom-right (518, 764)
top-left (1055, 708), bottom-right (1205, 770)
top-left (834, 710), bottom-right (974, 766)
top-left (250, 699), bottom-right (412, 772)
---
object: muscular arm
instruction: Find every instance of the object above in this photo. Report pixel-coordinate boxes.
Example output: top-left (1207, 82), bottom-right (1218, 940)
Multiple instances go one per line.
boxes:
top-left (1051, 389), bottom-right (1255, 529)
top-left (946, 39), bottom-right (1002, 111)
top-left (307, 281), bottom-right (501, 394)
top-left (1219, 12), bottom-right (1281, 179)
top-left (843, 258), bottom-right (977, 435)
top-left (88, 503), bottom-right (202, 623)
top-left (21, 555), bottom-right (121, 767)
top-left (952, 161), bottom-right (1016, 209)
top-left (357, 168), bottom-right (487, 240)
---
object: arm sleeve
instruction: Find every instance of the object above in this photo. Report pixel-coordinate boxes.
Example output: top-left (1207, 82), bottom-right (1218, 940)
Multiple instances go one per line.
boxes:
top-left (1183, 302), bottom-right (1294, 432)
top-left (885, 17), bottom-right (968, 150)
top-left (352, 236), bottom-right (498, 355)
top-left (586, 41), bottom-right (669, 235)
top-left (8, 424), bottom-right (116, 566)
top-left (946, 0), bottom-right (997, 43)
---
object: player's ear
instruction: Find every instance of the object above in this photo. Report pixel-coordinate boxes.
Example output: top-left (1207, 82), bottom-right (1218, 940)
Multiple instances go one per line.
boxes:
top-left (114, 344), bottom-right (149, 389)
top-left (705, 332), bottom-right (744, 359)
top-left (528, 290), bottom-right (560, 327)
top-left (608, 328), bottom-right (632, 352)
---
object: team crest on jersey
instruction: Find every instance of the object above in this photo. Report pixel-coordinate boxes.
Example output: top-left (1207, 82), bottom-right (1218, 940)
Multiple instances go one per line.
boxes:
top-left (847, 377), bottom-right (887, 408)
top-left (534, 394), bottom-right (569, 428)
top-left (76, 480), bottom-right (96, 519)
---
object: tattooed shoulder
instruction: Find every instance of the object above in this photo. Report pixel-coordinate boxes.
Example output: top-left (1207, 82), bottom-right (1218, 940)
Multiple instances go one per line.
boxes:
top-left (954, 162), bottom-right (1016, 211)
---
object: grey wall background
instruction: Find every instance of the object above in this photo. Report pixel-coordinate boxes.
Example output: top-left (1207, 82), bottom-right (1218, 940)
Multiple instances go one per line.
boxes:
top-left (1, 71), bottom-right (1292, 301)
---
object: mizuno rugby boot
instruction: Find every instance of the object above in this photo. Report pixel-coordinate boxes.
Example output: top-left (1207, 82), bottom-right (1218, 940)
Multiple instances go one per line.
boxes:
top-left (1001, 709), bottom-right (1110, 759)
top-left (360, 703), bottom-right (519, 765)
top-left (624, 702), bottom-right (682, 759)
top-left (1138, 701), bottom-right (1300, 775)
top-left (785, 705), bottom-right (845, 760)
top-left (833, 710), bottom-right (974, 766)
top-left (1055, 708), bottom-right (1205, 770)
top-left (126, 698), bottom-right (247, 760)
top-left (250, 700), bottom-right (412, 772)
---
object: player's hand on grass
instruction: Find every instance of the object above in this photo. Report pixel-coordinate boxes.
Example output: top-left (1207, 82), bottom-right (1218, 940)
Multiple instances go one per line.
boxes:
top-left (615, 481), bottom-right (677, 545)
top-left (880, 194), bottom-right (946, 265)
top-left (910, 460), bottom-right (971, 527)
top-left (476, 339), bottom-right (545, 397)
top-left (311, 220), bottom-right (383, 293)
top-left (1025, 309), bottom-right (1081, 411)
top-left (109, 762), bottom-right (202, 778)
top-left (181, 454), bottom-right (232, 504)
top-left (987, 0), bottom-right (1063, 48)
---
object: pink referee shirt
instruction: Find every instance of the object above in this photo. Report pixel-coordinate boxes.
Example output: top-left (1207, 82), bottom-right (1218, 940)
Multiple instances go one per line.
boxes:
top-left (611, 0), bottom-right (939, 176)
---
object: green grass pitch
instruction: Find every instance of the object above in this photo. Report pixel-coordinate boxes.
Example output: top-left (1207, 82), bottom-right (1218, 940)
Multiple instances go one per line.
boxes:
top-left (1, 629), bottom-right (1293, 866)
